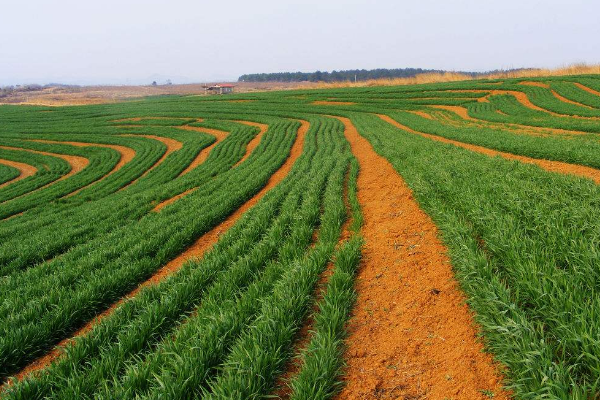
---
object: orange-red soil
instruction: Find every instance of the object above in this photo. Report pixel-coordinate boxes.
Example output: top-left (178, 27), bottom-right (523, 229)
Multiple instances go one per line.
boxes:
top-left (26, 139), bottom-right (136, 198)
top-left (153, 120), bottom-right (267, 212)
top-left (574, 82), bottom-right (600, 97)
top-left (232, 120), bottom-right (268, 167)
top-left (175, 125), bottom-right (229, 176)
top-left (450, 89), bottom-right (600, 120)
top-left (153, 188), bottom-right (197, 213)
top-left (118, 134), bottom-right (182, 191)
top-left (312, 100), bottom-right (356, 106)
top-left (429, 105), bottom-right (588, 136)
top-left (378, 114), bottom-right (600, 184)
top-left (518, 81), bottom-right (596, 110)
top-left (551, 90), bottom-right (595, 110)
top-left (406, 110), bottom-right (434, 120)
top-left (518, 81), bottom-right (550, 88)
top-left (0, 145), bottom-right (89, 195)
top-left (5, 120), bottom-right (310, 387)
top-left (0, 159), bottom-right (38, 189)
top-left (333, 116), bottom-right (509, 399)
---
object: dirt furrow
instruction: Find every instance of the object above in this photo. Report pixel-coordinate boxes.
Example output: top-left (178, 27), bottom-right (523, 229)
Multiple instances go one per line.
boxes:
top-left (0, 159), bottom-right (38, 190)
top-left (118, 134), bottom-right (182, 191)
top-left (175, 125), bottom-right (229, 176)
top-left (378, 114), bottom-right (600, 184)
top-left (153, 120), bottom-right (267, 212)
top-left (429, 105), bottom-right (589, 136)
top-left (333, 115), bottom-right (508, 399)
top-left (0, 145), bottom-right (89, 200)
top-left (574, 82), bottom-right (600, 97)
top-left (518, 81), bottom-right (598, 110)
top-left (4, 120), bottom-right (310, 387)
top-left (312, 100), bottom-right (356, 106)
top-left (232, 120), bottom-right (268, 167)
top-left (455, 89), bottom-right (600, 119)
top-left (26, 139), bottom-right (136, 198)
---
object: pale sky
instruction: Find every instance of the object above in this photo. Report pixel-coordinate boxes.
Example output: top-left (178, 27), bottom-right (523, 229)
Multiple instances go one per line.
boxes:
top-left (1, 0), bottom-right (598, 85)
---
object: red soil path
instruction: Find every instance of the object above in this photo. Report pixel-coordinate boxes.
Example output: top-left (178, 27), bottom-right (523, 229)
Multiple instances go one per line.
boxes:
top-left (312, 100), bottom-right (356, 106)
top-left (0, 159), bottom-right (38, 190)
top-left (551, 90), bottom-right (596, 110)
top-left (333, 116), bottom-right (509, 400)
top-left (232, 120), bottom-right (268, 167)
top-left (3, 119), bottom-right (310, 388)
top-left (519, 81), bottom-right (597, 110)
top-left (26, 139), bottom-right (136, 198)
top-left (429, 105), bottom-right (588, 136)
top-left (175, 125), bottom-right (229, 176)
top-left (574, 82), bottom-right (600, 97)
top-left (378, 114), bottom-right (600, 184)
top-left (518, 81), bottom-right (549, 88)
top-left (153, 120), bottom-right (268, 212)
top-left (452, 89), bottom-right (600, 120)
top-left (152, 188), bottom-right (196, 213)
top-left (0, 145), bottom-right (89, 198)
top-left (407, 110), bottom-right (434, 120)
top-left (118, 134), bottom-right (182, 191)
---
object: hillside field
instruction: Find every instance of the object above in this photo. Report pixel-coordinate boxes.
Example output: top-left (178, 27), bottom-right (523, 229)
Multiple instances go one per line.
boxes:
top-left (2, 74), bottom-right (600, 399)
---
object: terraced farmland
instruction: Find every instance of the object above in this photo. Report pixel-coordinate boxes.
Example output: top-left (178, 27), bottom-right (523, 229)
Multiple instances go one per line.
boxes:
top-left (2, 74), bottom-right (600, 399)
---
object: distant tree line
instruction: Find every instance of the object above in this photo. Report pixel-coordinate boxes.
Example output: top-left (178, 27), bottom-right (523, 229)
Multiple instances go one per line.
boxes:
top-left (0, 84), bottom-right (79, 99)
top-left (238, 67), bottom-right (525, 83)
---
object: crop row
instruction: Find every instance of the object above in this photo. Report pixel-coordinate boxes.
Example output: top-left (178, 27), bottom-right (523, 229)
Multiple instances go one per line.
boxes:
top-left (3, 115), bottom-right (357, 399)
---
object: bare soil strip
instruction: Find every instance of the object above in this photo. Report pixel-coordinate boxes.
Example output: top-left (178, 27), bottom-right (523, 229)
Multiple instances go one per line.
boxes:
top-left (0, 145), bottom-right (89, 201)
top-left (518, 81), bottom-right (550, 88)
top-left (152, 121), bottom-right (264, 212)
top-left (175, 125), bottom-right (229, 176)
top-left (312, 100), bottom-right (356, 106)
top-left (231, 120), bottom-right (269, 167)
top-left (551, 90), bottom-right (596, 109)
top-left (0, 159), bottom-right (38, 190)
top-left (27, 139), bottom-right (136, 198)
top-left (432, 109), bottom-right (555, 139)
top-left (574, 82), bottom-right (600, 97)
top-left (152, 188), bottom-right (196, 212)
top-left (451, 89), bottom-right (600, 120)
top-left (333, 116), bottom-right (508, 400)
top-left (118, 134), bottom-right (182, 191)
top-left (430, 105), bottom-right (589, 136)
top-left (518, 81), bottom-right (597, 110)
top-left (406, 110), bottom-right (434, 120)
top-left (153, 120), bottom-right (268, 212)
top-left (378, 114), bottom-right (600, 184)
top-left (5, 120), bottom-right (310, 387)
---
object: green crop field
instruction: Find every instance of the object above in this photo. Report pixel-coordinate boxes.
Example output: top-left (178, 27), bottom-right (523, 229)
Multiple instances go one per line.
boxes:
top-left (1, 74), bottom-right (600, 399)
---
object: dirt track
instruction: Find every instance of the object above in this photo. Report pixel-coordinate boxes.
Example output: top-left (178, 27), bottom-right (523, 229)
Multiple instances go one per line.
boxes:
top-left (0, 145), bottom-right (89, 201)
top-left (232, 120), bottom-right (268, 167)
top-left (0, 159), bottom-right (38, 189)
top-left (118, 134), bottom-right (182, 191)
top-left (26, 139), bottom-right (136, 198)
top-left (333, 116), bottom-right (508, 400)
top-left (176, 125), bottom-right (229, 176)
top-left (153, 120), bottom-right (267, 212)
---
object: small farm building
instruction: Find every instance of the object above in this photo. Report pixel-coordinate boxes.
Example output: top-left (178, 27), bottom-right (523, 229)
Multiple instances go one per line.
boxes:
top-left (205, 84), bottom-right (234, 95)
